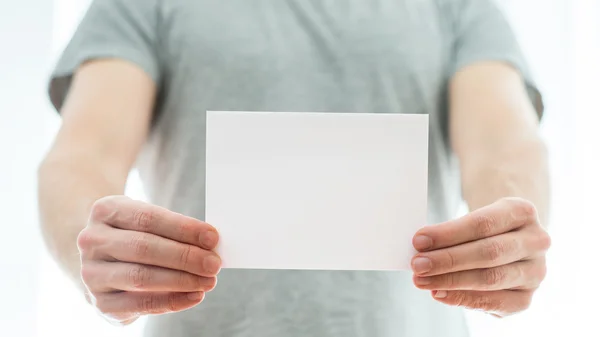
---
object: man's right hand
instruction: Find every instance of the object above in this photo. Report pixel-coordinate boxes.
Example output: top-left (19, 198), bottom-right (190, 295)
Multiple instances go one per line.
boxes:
top-left (77, 195), bottom-right (222, 325)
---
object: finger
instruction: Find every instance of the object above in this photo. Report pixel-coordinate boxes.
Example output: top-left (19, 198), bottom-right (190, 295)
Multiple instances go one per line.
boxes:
top-left (94, 291), bottom-right (205, 317)
top-left (411, 231), bottom-right (529, 276)
top-left (413, 260), bottom-right (544, 291)
top-left (105, 230), bottom-right (221, 277)
top-left (82, 261), bottom-right (218, 293)
top-left (90, 196), bottom-right (219, 250)
top-left (430, 289), bottom-right (534, 317)
top-left (413, 198), bottom-right (538, 252)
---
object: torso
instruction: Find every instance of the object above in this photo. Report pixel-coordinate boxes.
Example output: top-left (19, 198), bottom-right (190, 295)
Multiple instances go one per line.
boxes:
top-left (137, 1), bottom-right (466, 336)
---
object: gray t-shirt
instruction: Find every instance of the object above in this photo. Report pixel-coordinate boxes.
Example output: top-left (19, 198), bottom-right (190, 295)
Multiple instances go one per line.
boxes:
top-left (49, 1), bottom-right (542, 336)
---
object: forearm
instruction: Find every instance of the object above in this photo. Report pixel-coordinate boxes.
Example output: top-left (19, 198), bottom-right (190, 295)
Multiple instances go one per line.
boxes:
top-left (460, 137), bottom-right (550, 227)
top-left (37, 151), bottom-right (127, 291)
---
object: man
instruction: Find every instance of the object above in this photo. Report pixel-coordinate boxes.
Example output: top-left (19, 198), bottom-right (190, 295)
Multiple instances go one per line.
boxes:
top-left (39, 0), bottom-right (551, 336)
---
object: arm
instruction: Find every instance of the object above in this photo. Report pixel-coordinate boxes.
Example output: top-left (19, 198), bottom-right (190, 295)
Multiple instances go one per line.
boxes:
top-left (38, 59), bottom-right (155, 292)
top-left (449, 61), bottom-right (550, 227)
top-left (39, 60), bottom-right (220, 325)
top-left (411, 62), bottom-right (551, 317)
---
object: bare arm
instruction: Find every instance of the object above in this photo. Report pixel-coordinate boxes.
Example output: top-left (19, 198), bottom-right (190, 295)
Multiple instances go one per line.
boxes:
top-left (411, 61), bottom-right (551, 316)
top-left (449, 61), bottom-right (550, 227)
top-left (38, 59), bottom-right (155, 292)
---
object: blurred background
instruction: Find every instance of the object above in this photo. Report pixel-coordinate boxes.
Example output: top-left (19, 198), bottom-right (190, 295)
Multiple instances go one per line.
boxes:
top-left (1, 0), bottom-right (598, 336)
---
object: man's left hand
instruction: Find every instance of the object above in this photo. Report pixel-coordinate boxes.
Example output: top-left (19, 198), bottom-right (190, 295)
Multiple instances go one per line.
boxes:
top-left (411, 197), bottom-right (551, 317)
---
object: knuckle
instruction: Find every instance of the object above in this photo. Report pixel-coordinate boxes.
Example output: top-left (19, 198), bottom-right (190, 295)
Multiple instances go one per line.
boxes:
top-left (507, 198), bottom-right (538, 222)
top-left (129, 235), bottom-right (152, 259)
top-left (452, 291), bottom-right (470, 308)
top-left (440, 250), bottom-right (456, 271)
top-left (481, 240), bottom-right (505, 262)
top-left (127, 265), bottom-right (151, 289)
top-left (90, 196), bottom-right (121, 223)
top-left (518, 200), bottom-right (538, 221)
top-left (473, 295), bottom-right (496, 311)
top-left (167, 293), bottom-right (179, 312)
top-left (481, 267), bottom-right (506, 286)
top-left (132, 208), bottom-right (155, 232)
top-left (176, 271), bottom-right (190, 288)
top-left (446, 273), bottom-right (459, 288)
top-left (179, 245), bottom-right (193, 269)
top-left (76, 230), bottom-right (95, 251)
top-left (177, 221), bottom-right (196, 238)
top-left (176, 271), bottom-right (202, 290)
top-left (473, 215), bottom-right (496, 238)
top-left (536, 231), bottom-right (552, 251)
top-left (139, 294), bottom-right (160, 313)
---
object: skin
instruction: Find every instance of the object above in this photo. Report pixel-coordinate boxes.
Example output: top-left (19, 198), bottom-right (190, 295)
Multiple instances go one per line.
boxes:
top-left (38, 59), bottom-right (549, 325)
top-left (411, 61), bottom-right (551, 317)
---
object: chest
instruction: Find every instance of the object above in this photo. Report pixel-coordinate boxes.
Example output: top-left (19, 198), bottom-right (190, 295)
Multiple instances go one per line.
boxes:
top-left (161, 1), bottom-right (451, 80)
top-left (150, 0), bottom-right (456, 125)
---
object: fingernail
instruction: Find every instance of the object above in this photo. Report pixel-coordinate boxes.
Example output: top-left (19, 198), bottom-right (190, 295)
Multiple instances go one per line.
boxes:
top-left (434, 290), bottom-right (447, 298)
top-left (414, 235), bottom-right (433, 250)
top-left (187, 292), bottom-right (204, 301)
top-left (414, 277), bottom-right (432, 285)
top-left (412, 257), bottom-right (432, 274)
top-left (201, 230), bottom-right (219, 248)
top-left (203, 255), bottom-right (222, 274)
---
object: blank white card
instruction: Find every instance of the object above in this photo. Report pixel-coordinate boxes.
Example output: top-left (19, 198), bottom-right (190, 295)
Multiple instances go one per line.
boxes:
top-left (205, 111), bottom-right (429, 271)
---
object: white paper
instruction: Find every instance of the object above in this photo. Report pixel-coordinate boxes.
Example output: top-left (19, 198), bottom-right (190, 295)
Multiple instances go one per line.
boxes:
top-left (205, 111), bottom-right (428, 271)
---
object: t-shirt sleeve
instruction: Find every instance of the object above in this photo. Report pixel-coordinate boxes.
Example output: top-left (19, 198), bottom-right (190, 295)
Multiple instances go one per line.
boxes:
top-left (48, 0), bottom-right (162, 112)
top-left (449, 0), bottom-right (544, 119)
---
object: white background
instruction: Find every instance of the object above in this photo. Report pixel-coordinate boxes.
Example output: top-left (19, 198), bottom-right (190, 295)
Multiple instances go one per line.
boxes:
top-left (1, 0), bottom-right (598, 336)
